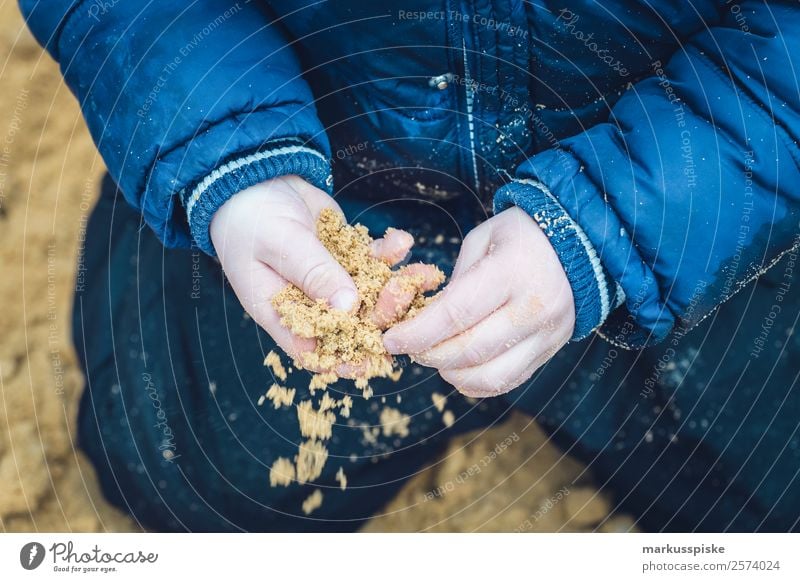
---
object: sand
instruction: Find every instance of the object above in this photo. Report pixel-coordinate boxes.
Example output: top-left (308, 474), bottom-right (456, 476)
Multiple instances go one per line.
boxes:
top-left (301, 490), bottom-right (323, 515)
top-left (272, 208), bottom-right (444, 392)
top-left (335, 467), bottom-right (347, 491)
top-left (269, 458), bottom-right (296, 488)
top-left (378, 407), bottom-right (411, 438)
top-left (297, 400), bottom-right (336, 441)
top-left (0, 4), bottom-right (633, 533)
top-left (265, 384), bottom-right (296, 409)
top-left (264, 351), bottom-right (288, 382)
top-left (294, 440), bottom-right (329, 485)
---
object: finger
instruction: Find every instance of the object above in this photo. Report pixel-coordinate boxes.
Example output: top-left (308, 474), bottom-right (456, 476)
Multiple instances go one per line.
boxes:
top-left (289, 176), bottom-right (345, 219)
top-left (224, 260), bottom-right (317, 363)
top-left (371, 263), bottom-right (445, 329)
top-left (439, 331), bottom-right (568, 398)
top-left (383, 259), bottom-right (509, 354)
top-left (451, 221), bottom-right (493, 279)
top-left (370, 227), bottom-right (414, 266)
top-left (412, 298), bottom-right (549, 369)
top-left (261, 220), bottom-right (359, 311)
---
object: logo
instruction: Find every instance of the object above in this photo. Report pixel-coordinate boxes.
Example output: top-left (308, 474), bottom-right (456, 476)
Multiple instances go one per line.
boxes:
top-left (20, 542), bottom-right (46, 570)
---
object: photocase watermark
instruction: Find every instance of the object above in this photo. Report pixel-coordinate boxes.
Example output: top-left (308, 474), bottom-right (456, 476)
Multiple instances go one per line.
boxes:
top-left (599, 274), bottom-right (652, 351)
top-left (137, 56), bottom-right (182, 120)
top-left (0, 87), bottom-right (30, 217)
top-left (640, 279), bottom-right (707, 397)
top-left (20, 542), bottom-right (46, 570)
top-left (137, 3), bottom-right (245, 119)
top-left (591, 348), bottom-right (619, 383)
top-left (20, 540), bottom-right (159, 573)
top-left (87, 0), bottom-right (121, 21)
top-left (650, 59), bottom-right (697, 190)
top-left (142, 372), bottom-right (181, 461)
top-left (190, 245), bottom-right (202, 299)
top-left (724, 0), bottom-right (752, 35)
top-left (334, 140), bottom-right (370, 160)
top-left (680, 129), bottom-right (697, 188)
top-left (439, 72), bottom-right (572, 172)
top-left (422, 432), bottom-right (519, 501)
top-left (75, 178), bottom-right (95, 293)
top-left (718, 150), bottom-right (756, 301)
top-left (396, 9), bottom-right (443, 21)
top-left (513, 486), bottom-right (571, 532)
top-left (750, 231), bottom-right (800, 359)
top-left (556, 9), bottom-right (629, 77)
top-left (397, 9), bottom-right (528, 39)
top-left (47, 241), bottom-right (66, 396)
top-left (651, 60), bottom-right (682, 108)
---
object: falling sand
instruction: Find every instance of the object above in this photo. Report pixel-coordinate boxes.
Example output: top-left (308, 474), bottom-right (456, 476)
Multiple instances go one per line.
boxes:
top-left (266, 210), bottom-right (444, 513)
top-left (272, 208), bottom-right (444, 392)
top-left (302, 489), bottom-right (324, 515)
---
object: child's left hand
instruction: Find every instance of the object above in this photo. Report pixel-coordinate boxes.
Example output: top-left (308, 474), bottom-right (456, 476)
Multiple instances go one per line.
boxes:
top-left (382, 207), bottom-right (575, 397)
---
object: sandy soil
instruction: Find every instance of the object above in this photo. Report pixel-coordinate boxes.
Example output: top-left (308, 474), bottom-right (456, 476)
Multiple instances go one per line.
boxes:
top-left (0, 3), bottom-right (633, 533)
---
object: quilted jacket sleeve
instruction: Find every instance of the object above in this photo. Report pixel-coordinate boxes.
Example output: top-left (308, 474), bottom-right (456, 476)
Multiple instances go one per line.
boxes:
top-left (19, 0), bottom-right (331, 255)
top-left (495, 0), bottom-right (800, 348)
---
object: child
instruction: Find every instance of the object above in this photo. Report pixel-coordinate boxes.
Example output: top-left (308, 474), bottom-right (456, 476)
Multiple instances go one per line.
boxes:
top-left (20, 1), bottom-right (800, 531)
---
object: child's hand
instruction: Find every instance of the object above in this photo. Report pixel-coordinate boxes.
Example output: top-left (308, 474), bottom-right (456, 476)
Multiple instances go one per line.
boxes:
top-left (382, 207), bottom-right (575, 397)
top-left (209, 175), bottom-right (419, 372)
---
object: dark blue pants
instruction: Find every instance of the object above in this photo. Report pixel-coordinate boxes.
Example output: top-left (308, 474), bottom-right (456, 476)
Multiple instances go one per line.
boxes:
top-left (75, 176), bottom-right (800, 531)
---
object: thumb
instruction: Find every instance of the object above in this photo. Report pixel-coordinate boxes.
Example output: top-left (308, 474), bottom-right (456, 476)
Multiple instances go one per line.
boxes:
top-left (265, 221), bottom-right (359, 311)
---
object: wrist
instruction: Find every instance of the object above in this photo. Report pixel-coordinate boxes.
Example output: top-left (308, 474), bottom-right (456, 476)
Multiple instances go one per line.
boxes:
top-left (181, 141), bottom-right (332, 256)
top-left (494, 179), bottom-right (621, 341)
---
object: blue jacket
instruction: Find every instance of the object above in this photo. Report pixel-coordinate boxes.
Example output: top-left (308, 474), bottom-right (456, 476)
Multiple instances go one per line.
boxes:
top-left (20, 0), bottom-right (800, 348)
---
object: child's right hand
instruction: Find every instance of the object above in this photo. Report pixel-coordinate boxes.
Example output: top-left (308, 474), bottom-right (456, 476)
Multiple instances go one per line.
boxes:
top-left (209, 175), bottom-right (426, 372)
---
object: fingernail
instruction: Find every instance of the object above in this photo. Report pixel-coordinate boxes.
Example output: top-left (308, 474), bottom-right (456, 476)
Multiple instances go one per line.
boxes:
top-left (330, 288), bottom-right (358, 311)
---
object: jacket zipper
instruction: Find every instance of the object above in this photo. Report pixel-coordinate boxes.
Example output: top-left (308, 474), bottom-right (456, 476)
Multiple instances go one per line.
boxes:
top-left (461, 38), bottom-right (480, 195)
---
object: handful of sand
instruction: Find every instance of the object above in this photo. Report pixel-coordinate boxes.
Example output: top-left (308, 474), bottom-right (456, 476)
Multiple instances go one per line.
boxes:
top-left (272, 208), bottom-right (444, 393)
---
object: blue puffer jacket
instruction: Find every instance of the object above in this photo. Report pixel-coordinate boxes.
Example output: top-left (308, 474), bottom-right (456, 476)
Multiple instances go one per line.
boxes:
top-left (20, 0), bottom-right (800, 348)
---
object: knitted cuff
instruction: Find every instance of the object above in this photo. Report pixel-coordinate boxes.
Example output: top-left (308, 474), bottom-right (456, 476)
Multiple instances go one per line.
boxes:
top-left (493, 178), bottom-right (622, 341)
top-left (180, 140), bottom-right (333, 255)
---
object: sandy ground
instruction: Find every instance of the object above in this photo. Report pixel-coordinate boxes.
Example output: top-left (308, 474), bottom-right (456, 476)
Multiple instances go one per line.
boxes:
top-left (0, 3), bottom-right (633, 532)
